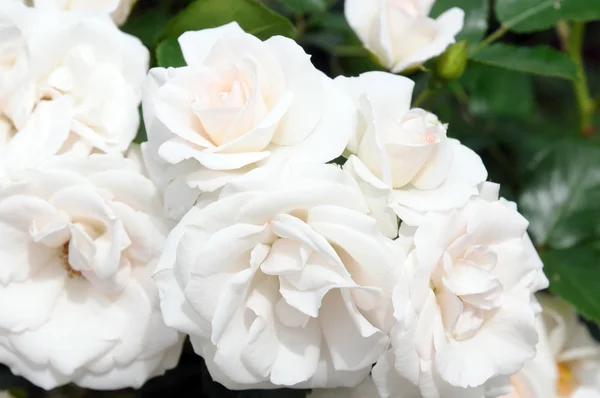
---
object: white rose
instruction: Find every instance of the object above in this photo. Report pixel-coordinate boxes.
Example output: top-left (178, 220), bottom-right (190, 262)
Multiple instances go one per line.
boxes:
top-left (154, 162), bottom-right (401, 389)
top-left (502, 295), bottom-right (600, 398)
top-left (0, 151), bottom-right (183, 390)
top-left (345, 0), bottom-right (464, 72)
top-left (497, 316), bottom-right (557, 398)
top-left (336, 71), bottom-right (487, 227)
top-left (309, 376), bottom-right (379, 398)
top-left (142, 22), bottom-right (355, 220)
top-left (0, 2), bottom-right (148, 156)
top-left (372, 182), bottom-right (549, 398)
top-left (20, 0), bottom-right (136, 25)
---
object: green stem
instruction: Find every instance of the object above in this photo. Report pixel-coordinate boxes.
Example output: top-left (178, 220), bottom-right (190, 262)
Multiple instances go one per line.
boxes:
top-left (567, 22), bottom-right (595, 137)
top-left (471, 26), bottom-right (509, 56)
top-left (555, 20), bottom-right (570, 50)
top-left (413, 87), bottom-right (433, 108)
top-left (295, 15), bottom-right (307, 37)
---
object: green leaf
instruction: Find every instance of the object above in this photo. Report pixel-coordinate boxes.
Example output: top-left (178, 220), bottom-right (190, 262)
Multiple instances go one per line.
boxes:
top-left (8, 388), bottom-right (27, 398)
top-left (461, 65), bottom-right (534, 119)
top-left (134, 106), bottom-right (147, 143)
top-left (471, 44), bottom-right (578, 81)
top-left (276, 0), bottom-right (327, 13)
top-left (156, 38), bottom-right (186, 68)
top-left (495, 0), bottom-right (600, 33)
top-left (308, 12), bottom-right (352, 32)
top-left (431, 0), bottom-right (489, 49)
top-left (164, 0), bottom-right (296, 41)
top-left (543, 243), bottom-right (600, 325)
top-left (120, 8), bottom-right (171, 48)
top-left (519, 140), bottom-right (600, 249)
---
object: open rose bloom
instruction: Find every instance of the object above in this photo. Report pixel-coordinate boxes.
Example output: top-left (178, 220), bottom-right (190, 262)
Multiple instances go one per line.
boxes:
top-left (142, 22), bottom-right (354, 219)
top-left (0, 2), bottom-right (147, 158)
top-left (0, 1), bottom-right (565, 394)
top-left (154, 162), bottom-right (401, 389)
top-left (336, 72), bottom-right (487, 227)
top-left (371, 183), bottom-right (548, 397)
top-left (501, 295), bottom-right (600, 398)
top-left (0, 153), bottom-right (183, 389)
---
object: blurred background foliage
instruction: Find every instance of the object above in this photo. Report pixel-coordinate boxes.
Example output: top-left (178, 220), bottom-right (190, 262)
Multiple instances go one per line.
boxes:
top-left (3, 0), bottom-right (600, 396)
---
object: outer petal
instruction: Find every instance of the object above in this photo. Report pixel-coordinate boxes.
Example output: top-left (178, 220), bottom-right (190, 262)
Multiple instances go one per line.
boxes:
top-left (344, 0), bottom-right (382, 46)
top-left (265, 35), bottom-right (322, 146)
top-left (391, 8), bottom-right (465, 73)
top-left (263, 76), bottom-right (355, 165)
top-left (390, 139), bottom-right (487, 226)
top-left (343, 155), bottom-right (397, 238)
top-left (178, 22), bottom-right (245, 66)
top-left (434, 292), bottom-right (538, 388)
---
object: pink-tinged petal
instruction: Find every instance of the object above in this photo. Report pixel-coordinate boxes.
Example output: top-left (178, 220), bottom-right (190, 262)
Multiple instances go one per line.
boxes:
top-left (152, 84), bottom-right (215, 149)
top-left (203, 33), bottom-right (286, 104)
top-left (214, 91), bottom-right (292, 154)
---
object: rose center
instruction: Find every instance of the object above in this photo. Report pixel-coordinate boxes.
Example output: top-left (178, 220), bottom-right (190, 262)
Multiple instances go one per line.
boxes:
top-left (424, 133), bottom-right (436, 144)
top-left (557, 362), bottom-right (578, 397)
top-left (396, 109), bottom-right (445, 145)
top-left (0, 113), bottom-right (17, 144)
top-left (59, 242), bottom-right (83, 279)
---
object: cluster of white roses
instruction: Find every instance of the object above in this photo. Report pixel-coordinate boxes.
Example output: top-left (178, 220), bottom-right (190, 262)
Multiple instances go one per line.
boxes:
top-left (0, 0), bottom-right (182, 390)
top-left (311, 295), bottom-right (600, 398)
top-left (0, 0), bottom-right (597, 397)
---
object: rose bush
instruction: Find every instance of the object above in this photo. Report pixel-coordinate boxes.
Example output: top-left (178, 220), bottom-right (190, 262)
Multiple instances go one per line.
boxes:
top-left (336, 71), bottom-right (487, 227)
top-left (0, 150), bottom-right (183, 390)
top-left (142, 22), bottom-right (354, 219)
top-left (153, 162), bottom-right (401, 389)
top-left (372, 182), bottom-right (548, 398)
top-left (0, 2), bottom-right (147, 156)
top-left (344, 0), bottom-right (464, 72)
top-left (1, 0), bottom-right (597, 394)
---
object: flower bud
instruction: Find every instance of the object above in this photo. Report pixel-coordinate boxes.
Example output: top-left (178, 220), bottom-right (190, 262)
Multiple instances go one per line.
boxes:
top-left (435, 40), bottom-right (468, 81)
